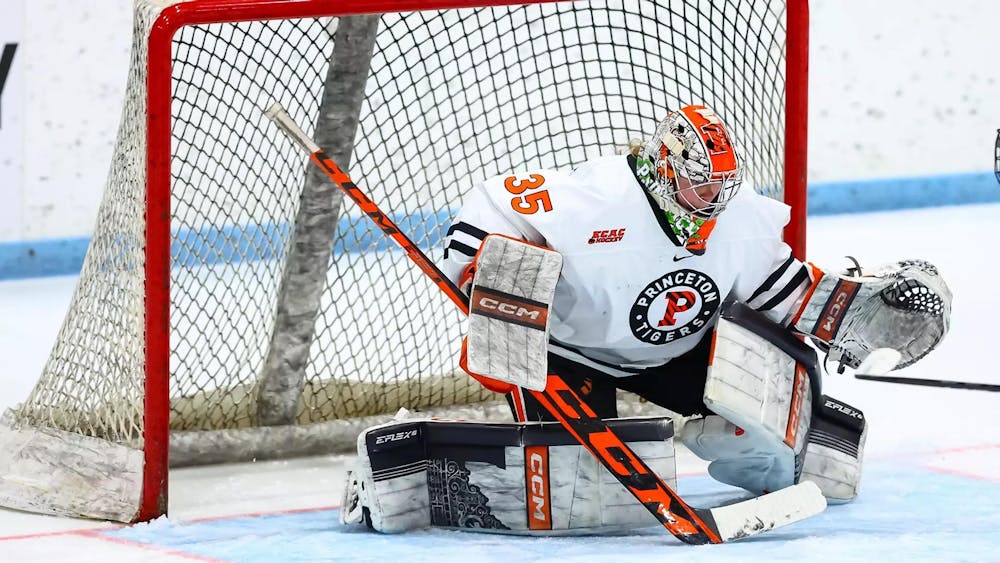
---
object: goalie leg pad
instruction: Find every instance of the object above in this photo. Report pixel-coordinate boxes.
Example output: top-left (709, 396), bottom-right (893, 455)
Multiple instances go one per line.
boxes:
top-left (680, 405), bottom-right (867, 503)
top-left (340, 421), bottom-right (430, 533)
top-left (680, 303), bottom-right (818, 495)
top-left (465, 234), bottom-right (563, 391)
top-left (341, 416), bottom-right (676, 535)
top-left (683, 303), bottom-right (867, 501)
top-left (680, 415), bottom-right (796, 495)
top-left (799, 396), bottom-right (867, 503)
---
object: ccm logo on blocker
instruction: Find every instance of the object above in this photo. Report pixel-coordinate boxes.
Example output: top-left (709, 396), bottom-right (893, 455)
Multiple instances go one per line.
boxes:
top-left (471, 288), bottom-right (549, 331)
top-left (478, 297), bottom-right (541, 320)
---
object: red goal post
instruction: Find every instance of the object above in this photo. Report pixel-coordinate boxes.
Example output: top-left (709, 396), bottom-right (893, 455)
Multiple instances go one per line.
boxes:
top-left (0, 0), bottom-right (808, 523)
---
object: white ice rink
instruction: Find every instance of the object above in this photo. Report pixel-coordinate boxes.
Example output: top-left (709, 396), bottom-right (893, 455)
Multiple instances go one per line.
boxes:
top-left (1, 203), bottom-right (999, 561)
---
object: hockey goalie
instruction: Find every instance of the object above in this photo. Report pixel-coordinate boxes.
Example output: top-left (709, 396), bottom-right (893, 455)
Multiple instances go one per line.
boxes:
top-left (339, 105), bottom-right (952, 534)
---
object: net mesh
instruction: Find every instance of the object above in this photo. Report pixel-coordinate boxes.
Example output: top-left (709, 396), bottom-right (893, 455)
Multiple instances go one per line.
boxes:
top-left (9, 0), bottom-right (792, 459)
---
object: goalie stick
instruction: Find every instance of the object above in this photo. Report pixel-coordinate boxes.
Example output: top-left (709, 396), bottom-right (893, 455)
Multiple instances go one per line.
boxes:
top-left (851, 348), bottom-right (999, 391)
top-left (855, 374), bottom-right (1000, 392)
top-left (264, 102), bottom-right (826, 544)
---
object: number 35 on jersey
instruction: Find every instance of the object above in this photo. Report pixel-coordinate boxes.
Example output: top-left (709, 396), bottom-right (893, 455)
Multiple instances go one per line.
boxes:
top-left (504, 173), bottom-right (552, 214)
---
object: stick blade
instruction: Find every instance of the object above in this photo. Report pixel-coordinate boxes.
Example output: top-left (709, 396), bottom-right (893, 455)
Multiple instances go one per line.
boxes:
top-left (702, 480), bottom-right (827, 542)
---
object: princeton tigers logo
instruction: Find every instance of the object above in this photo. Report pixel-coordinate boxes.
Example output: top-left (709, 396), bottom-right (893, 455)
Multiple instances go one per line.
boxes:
top-left (629, 269), bottom-right (721, 344)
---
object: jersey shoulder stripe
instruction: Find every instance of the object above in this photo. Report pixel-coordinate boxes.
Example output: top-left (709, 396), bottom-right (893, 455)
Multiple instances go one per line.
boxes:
top-left (754, 266), bottom-right (810, 313)
top-left (747, 252), bottom-right (796, 303)
top-left (444, 221), bottom-right (489, 259)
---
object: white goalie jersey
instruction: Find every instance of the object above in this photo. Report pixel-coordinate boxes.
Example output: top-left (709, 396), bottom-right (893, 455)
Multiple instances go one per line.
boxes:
top-left (442, 154), bottom-right (812, 377)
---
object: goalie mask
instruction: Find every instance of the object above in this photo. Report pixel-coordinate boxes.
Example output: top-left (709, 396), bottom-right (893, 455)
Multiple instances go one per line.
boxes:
top-left (639, 105), bottom-right (743, 254)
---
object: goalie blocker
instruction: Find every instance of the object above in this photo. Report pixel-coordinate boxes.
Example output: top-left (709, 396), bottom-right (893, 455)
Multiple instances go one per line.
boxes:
top-left (461, 234), bottom-right (562, 392)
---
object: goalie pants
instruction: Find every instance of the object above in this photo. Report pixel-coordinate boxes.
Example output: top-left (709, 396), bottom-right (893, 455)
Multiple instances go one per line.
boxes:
top-left (507, 330), bottom-right (716, 422)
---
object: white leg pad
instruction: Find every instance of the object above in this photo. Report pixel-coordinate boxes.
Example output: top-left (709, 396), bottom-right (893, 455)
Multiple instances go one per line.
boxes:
top-left (341, 417), bottom-right (677, 535)
top-left (680, 415), bottom-right (797, 495)
top-left (340, 423), bottom-right (431, 532)
top-left (682, 313), bottom-right (868, 502)
top-left (682, 315), bottom-right (814, 495)
top-left (799, 397), bottom-right (867, 503)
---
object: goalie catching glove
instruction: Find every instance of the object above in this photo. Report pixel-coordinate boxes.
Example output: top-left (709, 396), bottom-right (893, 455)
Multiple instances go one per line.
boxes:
top-left (793, 259), bottom-right (952, 371)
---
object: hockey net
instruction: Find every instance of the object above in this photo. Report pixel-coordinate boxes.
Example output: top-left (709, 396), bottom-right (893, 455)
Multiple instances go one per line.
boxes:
top-left (0, 0), bottom-right (807, 522)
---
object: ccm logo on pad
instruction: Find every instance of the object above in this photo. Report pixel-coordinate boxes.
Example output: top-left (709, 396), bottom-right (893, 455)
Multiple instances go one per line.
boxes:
top-left (471, 287), bottom-right (549, 330)
top-left (525, 446), bottom-right (552, 530)
top-left (784, 364), bottom-right (809, 448)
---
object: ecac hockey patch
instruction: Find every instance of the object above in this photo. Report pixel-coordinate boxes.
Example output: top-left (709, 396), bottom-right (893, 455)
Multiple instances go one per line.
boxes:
top-left (588, 228), bottom-right (626, 244)
top-left (629, 269), bottom-right (721, 344)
